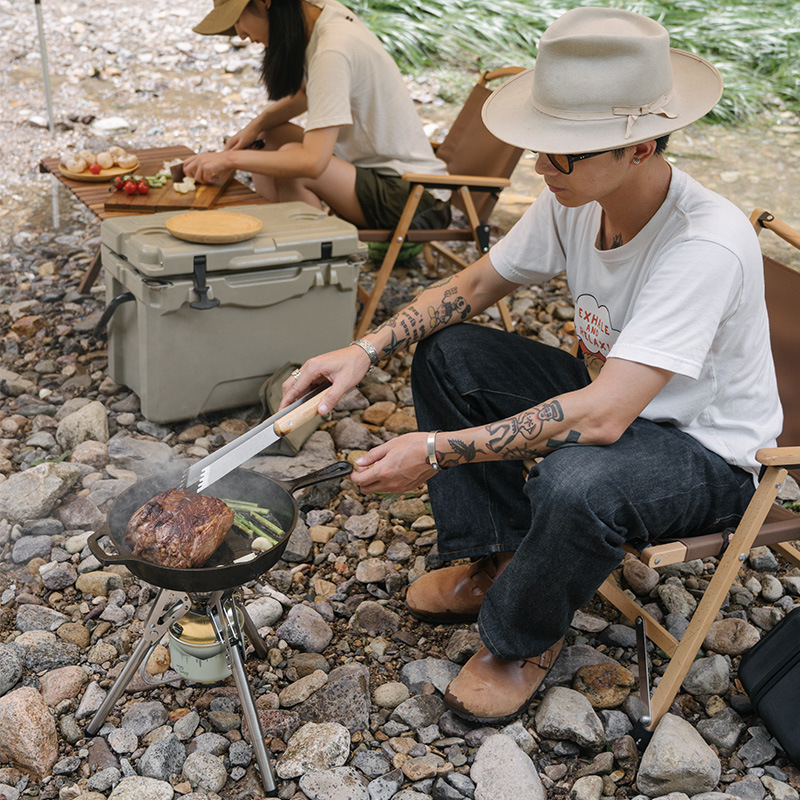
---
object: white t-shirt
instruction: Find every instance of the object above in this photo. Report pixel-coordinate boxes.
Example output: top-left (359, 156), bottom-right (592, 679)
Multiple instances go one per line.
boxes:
top-left (303, 0), bottom-right (447, 179)
top-left (489, 167), bottom-right (782, 473)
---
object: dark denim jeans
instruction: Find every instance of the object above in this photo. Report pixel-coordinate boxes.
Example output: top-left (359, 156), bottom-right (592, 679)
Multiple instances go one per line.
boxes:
top-left (412, 324), bottom-right (755, 660)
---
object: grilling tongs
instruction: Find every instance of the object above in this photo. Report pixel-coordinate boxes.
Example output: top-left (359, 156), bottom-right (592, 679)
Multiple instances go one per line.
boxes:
top-left (181, 385), bottom-right (328, 492)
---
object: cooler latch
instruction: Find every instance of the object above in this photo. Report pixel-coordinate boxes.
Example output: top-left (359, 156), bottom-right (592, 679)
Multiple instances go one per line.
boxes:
top-left (321, 242), bottom-right (333, 259)
top-left (190, 255), bottom-right (220, 310)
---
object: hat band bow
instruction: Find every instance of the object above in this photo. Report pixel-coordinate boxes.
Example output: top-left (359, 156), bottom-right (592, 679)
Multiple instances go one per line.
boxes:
top-left (613, 91), bottom-right (677, 139)
top-left (531, 90), bottom-right (677, 140)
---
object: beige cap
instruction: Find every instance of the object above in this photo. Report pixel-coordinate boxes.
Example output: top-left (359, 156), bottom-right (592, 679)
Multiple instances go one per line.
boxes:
top-left (193, 0), bottom-right (251, 36)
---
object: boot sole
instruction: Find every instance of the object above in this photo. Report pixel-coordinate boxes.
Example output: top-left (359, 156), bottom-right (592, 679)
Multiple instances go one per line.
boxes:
top-left (405, 603), bottom-right (479, 624)
top-left (444, 696), bottom-right (530, 725)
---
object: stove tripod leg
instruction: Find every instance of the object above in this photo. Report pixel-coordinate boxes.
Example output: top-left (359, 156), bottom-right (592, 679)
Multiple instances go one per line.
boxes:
top-left (85, 588), bottom-right (191, 735)
top-left (211, 596), bottom-right (277, 795)
top-left (241, 605), bottom-right (269, 660)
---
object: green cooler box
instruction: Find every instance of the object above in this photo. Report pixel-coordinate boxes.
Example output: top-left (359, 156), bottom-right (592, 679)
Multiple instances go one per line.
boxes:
top-left (100, 202), bottom-right (361, 423)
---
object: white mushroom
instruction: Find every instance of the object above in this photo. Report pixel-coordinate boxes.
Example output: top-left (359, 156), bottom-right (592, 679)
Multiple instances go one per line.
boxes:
top-left (63, 155), bottom-right (88, 173)
top-left (115, 153), bottom-right (138, 170)
top-left (108, 145), bottom-right (127, 160)
top-left (78, 149), bottom-right (97, 164)
top-left (96, 151), bottom-right (115, 170)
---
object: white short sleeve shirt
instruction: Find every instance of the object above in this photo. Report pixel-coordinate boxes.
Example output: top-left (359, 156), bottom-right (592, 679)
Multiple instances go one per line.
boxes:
top-left (489, 167), bottom-right (782, 473)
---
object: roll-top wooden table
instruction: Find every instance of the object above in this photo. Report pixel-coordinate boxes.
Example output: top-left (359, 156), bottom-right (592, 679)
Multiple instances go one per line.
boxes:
top-left (39, 146), bottom-right (269, 293)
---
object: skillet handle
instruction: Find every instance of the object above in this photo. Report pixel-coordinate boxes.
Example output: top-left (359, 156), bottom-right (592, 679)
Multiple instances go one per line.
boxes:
top-left (88, 529), bottom-right (132, 566)
top-left (281, 461), bottom-right (353, 494)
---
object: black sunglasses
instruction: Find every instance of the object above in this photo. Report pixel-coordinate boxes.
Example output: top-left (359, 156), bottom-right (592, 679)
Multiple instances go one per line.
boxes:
top-left (546, 150), bottom-right (613, 174)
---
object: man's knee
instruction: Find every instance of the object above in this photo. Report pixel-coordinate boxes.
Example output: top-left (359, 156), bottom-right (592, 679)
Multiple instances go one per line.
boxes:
top-left (526, 447), bottom-right (627, 519)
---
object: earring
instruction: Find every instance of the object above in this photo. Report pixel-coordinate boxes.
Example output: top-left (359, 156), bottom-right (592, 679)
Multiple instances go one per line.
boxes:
top-left (633, 157), bottom-right (641, 165)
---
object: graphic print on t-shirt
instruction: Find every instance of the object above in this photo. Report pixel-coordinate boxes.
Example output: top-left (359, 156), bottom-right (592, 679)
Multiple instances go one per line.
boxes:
top-left (575, 294), bottom-right (620, 378)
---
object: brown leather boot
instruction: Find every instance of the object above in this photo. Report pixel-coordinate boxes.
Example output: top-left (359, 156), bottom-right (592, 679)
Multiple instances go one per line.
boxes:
top-left (444, 639), bottom-right (564, 723)
top-left (405, 552), bottom-right (513, 623)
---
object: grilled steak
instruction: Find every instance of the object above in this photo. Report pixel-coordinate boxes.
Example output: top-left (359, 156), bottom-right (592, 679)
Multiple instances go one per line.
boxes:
top-left (124, 489), bottom-right (234, 568)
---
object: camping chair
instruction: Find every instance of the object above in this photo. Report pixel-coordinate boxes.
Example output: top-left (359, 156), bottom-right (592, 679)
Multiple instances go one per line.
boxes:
top-left (354, 67), bottom-right (526, 339)
top-left (595, 208), bottom-right (800, 736)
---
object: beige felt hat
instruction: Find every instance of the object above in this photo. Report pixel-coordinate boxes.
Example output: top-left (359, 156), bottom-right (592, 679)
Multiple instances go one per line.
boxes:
top-left (482, 7), bottom-right (723, 154)
top-left (193, 0), bottom-right (251, 36)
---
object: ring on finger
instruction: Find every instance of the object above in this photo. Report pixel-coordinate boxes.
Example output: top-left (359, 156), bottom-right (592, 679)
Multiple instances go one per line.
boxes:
top-left (290, 369), bottom-right (301, 380)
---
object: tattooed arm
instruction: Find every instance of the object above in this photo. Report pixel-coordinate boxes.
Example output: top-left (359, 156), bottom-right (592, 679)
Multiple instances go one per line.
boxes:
top-left (351, 358), bottom-right (673, 494)
top-left (280, 253), bottom-right (518, 413)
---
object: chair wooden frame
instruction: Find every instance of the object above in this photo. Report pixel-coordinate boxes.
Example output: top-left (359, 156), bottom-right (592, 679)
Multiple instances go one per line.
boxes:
top-left (354, 67), bottom-right (525, 339)
top-left (595, 209), bottom-right (800, 733)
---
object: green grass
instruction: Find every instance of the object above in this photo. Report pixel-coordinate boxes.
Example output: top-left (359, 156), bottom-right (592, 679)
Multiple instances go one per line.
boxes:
top-left (351, 0), bottom-right (800, 123)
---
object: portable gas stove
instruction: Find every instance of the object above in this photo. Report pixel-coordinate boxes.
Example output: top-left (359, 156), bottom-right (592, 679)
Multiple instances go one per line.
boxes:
top-left (86, 588), bottom-right (277, 792)
top-left (84, 402), bottom-right (353, 796)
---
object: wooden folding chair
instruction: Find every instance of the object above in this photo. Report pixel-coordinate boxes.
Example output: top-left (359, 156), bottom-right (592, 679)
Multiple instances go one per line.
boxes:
top-left (595, 209), bottom-right (800, 735)
top-left (354, 67), bottom-right (525, 339)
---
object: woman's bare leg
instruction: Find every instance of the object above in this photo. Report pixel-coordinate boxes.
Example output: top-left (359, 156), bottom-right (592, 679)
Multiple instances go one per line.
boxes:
top-left (248, 123), bottom-right (367, 226)
top-left (250, 123), bottom-right (305, 201)
top-left (273, 145), bottom-right (368, 226)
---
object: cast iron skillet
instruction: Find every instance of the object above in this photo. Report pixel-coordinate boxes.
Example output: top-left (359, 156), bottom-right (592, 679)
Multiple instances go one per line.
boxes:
top-left (88, 462), bottom-right (352, 593)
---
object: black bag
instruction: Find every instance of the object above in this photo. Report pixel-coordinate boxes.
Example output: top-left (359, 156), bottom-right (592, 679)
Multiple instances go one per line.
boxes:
top-left (738, 605), bottom-right (800, 765)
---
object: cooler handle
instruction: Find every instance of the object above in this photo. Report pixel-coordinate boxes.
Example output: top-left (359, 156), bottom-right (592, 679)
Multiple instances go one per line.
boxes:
top-left (190, 255), bottom-right (221, 310)
top-left (93, 291), bottom-right (134, 339)
top-left (227, 251), bottom-right (303, 271)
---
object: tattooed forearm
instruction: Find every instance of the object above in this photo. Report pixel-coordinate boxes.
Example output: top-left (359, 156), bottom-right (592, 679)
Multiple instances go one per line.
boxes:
top-left (373, 275), bottom-right (472, 357)
top-left (546, 430), bottom-right (582, 449)
top-left (428, 286), bottom-right (472, 330)
top-left (485, 400), bottom-right (565, 452)
top-left (430, 398), bottom-right (586, 470)
top-left (375, 305), bottom-right (427, 357)
top-left (439, 437), bottom-right (482, 468)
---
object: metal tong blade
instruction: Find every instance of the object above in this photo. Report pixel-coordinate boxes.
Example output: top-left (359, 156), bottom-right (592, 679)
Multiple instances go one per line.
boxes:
top-left (180, 385), bottom-right (327, 493)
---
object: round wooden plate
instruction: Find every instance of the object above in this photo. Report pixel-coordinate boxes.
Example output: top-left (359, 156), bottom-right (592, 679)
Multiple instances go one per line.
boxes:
top-left (165, 211), bottom-right (264, 244)
top-left (58, 158), bottom-right (140, 182)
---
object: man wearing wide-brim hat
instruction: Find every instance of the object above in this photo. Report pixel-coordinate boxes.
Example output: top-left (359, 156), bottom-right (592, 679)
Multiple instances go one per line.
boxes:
top-left (282, 7), bottom-right (782, 722)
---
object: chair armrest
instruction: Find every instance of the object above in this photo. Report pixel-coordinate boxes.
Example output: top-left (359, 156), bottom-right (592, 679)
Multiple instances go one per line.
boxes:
top-left (401, 172), bottom-right (512, 191)
top-left (756, 446), bottom-right (800, 468)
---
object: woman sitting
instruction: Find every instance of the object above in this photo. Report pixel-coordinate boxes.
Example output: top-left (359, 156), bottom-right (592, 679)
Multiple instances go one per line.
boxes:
top-left (186, 0), bottom-right (450, 230)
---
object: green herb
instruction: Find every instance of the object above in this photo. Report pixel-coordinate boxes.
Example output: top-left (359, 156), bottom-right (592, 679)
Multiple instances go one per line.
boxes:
top-left (31, 450), bottom-right (72, 467)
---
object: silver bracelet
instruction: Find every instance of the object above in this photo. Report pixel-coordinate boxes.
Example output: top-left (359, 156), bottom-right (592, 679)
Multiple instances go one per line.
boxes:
top-left (426, 430), bottom-right (443, 471)
top-left (350, 338), bottom-right (380, 367)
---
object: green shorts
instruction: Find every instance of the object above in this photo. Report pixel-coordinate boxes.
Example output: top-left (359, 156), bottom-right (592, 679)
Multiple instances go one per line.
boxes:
top-left (355, 167), bottom-right (451, 231)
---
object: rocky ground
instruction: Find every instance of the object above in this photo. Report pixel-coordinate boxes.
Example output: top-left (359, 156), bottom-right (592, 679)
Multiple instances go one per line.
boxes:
top-left (3, 0), bottom-right (800, 799)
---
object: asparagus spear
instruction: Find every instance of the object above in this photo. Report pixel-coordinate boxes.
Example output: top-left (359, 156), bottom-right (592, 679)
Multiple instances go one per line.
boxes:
top-left (225, 501), bottom-right (284, 546)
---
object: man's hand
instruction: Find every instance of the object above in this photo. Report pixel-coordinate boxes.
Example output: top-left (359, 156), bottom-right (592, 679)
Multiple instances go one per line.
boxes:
top-left (280, 345), bottom-right (373, 416)
top-left (351, 432), bottom-right (436, 494)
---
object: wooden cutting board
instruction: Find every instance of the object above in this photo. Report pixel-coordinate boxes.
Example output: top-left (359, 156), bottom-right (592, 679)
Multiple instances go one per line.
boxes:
top-left (165, 210), bottom-right (264, 243)
top-left (103, 173), bottom-right (233, 213)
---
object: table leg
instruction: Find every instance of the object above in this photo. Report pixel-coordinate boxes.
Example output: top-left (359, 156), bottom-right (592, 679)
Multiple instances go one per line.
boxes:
top-left (78, 245), bottom-right (103, 295)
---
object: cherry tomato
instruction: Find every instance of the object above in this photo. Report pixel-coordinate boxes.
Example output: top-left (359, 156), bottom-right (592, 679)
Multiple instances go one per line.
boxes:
top-left (136, 180), bottom-right (150, 195)
top-left (112, 176), bottom-right (124, 191)
top-left (123, 180), bottom-right (137, 196)
top-left (88, 163), bottom-right (102, 175)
